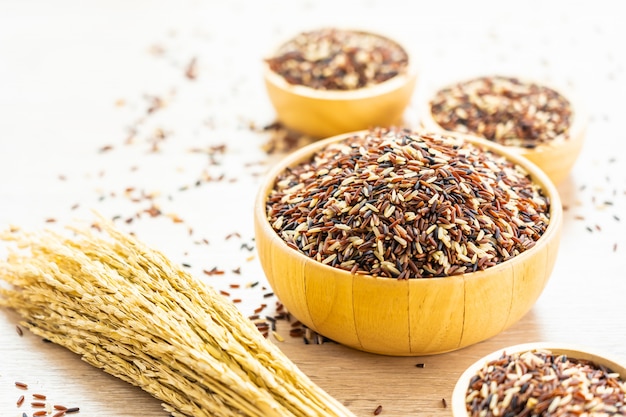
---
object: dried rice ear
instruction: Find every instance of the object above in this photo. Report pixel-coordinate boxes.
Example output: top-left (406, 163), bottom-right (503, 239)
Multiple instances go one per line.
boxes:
top-left (0, 217), bottom-right (355, 417)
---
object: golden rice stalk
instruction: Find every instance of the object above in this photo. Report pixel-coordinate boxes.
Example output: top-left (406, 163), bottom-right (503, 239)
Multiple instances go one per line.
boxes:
top-left (0, 219), bottom-right (356, 417)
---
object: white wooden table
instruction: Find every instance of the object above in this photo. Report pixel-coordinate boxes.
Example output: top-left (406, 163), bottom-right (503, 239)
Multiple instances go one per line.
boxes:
top-left (1, 1), bottom-right (625, 416)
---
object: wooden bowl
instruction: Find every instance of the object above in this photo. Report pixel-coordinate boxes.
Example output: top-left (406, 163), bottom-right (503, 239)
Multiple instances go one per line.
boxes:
top-left (263, 28), bottom-right (418, 139)
top-left (254, 130), bottom-right (563, 356)
top-left (452, 342), bottom-right (626, 416)
top-left (418, 75), bottom-right (588, 185)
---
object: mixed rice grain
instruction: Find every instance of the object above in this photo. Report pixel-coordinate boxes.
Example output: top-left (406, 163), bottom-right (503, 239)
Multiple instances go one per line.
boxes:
top-left (266, 128), bottom-right (551, 278)
top-left (429, 76), bottom-right (572, 148)
top-left (265, 28), bottom-right (409, 91)
top-left (465, 349), bottom-right (626, 416)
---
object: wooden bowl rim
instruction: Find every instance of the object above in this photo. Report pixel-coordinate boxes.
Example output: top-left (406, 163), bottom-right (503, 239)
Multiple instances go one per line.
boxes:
top-left (263, 26), bottom-right (419, 101)
top-left (451, 342), bottom-right (626, 417)
top-left (255, 129), bottom-right (563, 284)
top-left (418, 74), bottom-right (588, 152)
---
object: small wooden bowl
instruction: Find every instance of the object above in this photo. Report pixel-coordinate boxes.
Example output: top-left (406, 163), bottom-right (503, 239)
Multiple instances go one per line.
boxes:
top-left (419, 75), bottom-right (588, 185)
top-left (263, 29), bottom-right (418, 139)
top-left (254, 130), bottom-right (563, 356)
top-left (452, 342), bottom-right (626, 416)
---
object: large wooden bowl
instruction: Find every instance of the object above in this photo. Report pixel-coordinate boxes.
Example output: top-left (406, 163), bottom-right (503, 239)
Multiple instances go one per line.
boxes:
top-left (254, 131), bottom-right (563, 356)
top-left (452, 342), bottom-right (626, 416)
top-left (419, 76), bottom-right (588, 185)
top-left (263, 29), bottom-right (418, 139)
